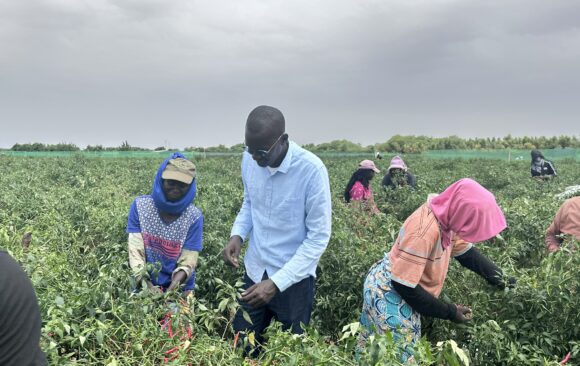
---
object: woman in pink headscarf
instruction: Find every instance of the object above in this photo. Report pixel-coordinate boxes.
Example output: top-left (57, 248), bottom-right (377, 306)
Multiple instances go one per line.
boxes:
top-left (358, 179), bottom-right (514, 361)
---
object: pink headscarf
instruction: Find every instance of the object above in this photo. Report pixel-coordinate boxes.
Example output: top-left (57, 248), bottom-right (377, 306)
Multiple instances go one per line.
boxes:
top-left (429, 178), bottom-right (507, 249)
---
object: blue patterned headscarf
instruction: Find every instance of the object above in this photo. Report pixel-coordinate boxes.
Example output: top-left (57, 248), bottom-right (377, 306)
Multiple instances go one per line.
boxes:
top-left (151, 152), bottom-right (197, 215)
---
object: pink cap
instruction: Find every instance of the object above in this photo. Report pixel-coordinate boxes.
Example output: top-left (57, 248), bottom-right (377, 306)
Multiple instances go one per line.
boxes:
top-left (388, 156), bottom-right (407, 171)
top-left (359, 159), bottom-right (380, 173)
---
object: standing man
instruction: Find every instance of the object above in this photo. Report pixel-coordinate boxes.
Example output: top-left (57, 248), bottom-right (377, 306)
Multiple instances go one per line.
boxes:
top-left (222, 105), bottom-right (332, 352)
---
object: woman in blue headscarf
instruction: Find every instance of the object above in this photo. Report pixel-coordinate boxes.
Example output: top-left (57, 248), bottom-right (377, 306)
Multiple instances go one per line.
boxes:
top-left (126, 153), bottom-right (203, 294)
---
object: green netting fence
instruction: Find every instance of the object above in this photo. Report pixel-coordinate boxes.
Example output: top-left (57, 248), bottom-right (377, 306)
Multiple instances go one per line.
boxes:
top-left (0, 148), bottom-right (577, 160)
top-left (422, 148), bottom-right (578, 161)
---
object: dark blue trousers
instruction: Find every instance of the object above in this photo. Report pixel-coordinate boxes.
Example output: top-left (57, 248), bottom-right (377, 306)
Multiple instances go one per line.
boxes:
top-left (233, 271), bottom-right (315, 353)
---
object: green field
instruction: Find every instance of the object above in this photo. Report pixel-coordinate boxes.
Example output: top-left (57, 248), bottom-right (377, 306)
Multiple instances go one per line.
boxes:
top-left (0, 155), bottom-right (578, 365)
top-left (1, 148), bottom-right (578, 161)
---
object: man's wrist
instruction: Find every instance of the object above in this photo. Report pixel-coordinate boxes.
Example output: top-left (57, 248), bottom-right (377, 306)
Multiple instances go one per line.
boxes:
top-left (268, 279), bottom-right (280, 293)
top-left (270, 272), bottom-right (291, 293)
top-left (230, 235), bottom-right (243, 244)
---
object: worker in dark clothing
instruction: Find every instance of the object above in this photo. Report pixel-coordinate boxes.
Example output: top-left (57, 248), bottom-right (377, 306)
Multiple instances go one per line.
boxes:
top-left (530, 150), bottom-right (557, 179)
top-left (0, 250), bottom-right (47, 366)
top-left (382, 156), bottom-right (417, 189)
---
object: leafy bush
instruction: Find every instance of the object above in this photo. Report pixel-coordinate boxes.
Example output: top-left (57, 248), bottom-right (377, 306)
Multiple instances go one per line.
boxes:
top-left (0, 155), bottom-right (578, 365)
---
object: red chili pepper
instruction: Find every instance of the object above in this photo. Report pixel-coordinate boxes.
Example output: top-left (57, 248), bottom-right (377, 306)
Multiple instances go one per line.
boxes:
top-left (160, 313), bottom-right (172, 329)
top-left (233, 331), bottom-right (240, 348)
top-left (165, 346), bottom-right (180, 355)
top-left (561, 352), bottom-right (571, 364)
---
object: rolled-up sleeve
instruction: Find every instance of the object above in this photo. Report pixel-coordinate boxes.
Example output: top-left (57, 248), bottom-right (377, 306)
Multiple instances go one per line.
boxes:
top-left (173, 215), bottom-right (203, 280)
top-left (271, 166), bottom-right (332, 292)
top-left (231, 156), bottom-right (253, 241)
top-left (128, 233), bottom-right (146, 281)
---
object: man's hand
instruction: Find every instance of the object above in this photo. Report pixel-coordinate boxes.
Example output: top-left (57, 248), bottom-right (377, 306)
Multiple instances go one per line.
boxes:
top-left (241, 279), bottom-right (279, 308)
top-left (168, 270), bottom-right (187, 292)
top-left (453, 304), bottom-right (473, 323)
top-left (223, 236), bottom-right (243, 268)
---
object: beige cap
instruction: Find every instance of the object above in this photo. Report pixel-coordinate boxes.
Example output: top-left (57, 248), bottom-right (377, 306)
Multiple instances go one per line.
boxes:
top-left (162, 158), bottom-right (196, 184)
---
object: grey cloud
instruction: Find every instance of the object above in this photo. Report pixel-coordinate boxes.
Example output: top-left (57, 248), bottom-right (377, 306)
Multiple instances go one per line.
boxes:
top-left (0, 0), bottom-right (579, 148)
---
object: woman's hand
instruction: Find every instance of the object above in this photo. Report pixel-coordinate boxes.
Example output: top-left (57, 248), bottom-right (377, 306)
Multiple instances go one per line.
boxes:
top-left (146, 280), bottom-right (163, 294)
top-left (453, 304), bottom-right (473, 323)
top-left (168, 270), bottom-right (187, 292)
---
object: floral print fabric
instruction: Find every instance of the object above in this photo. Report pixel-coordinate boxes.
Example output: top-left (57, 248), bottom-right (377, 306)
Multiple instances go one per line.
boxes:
top-left (358, 253), bottom-right (421, 361)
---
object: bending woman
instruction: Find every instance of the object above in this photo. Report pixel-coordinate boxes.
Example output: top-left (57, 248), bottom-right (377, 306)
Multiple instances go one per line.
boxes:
top-left (545, 196), bottom-right (580, 252)
top-left (381, 156), bottom-right (416, 189)
top-left (127, 153), bottom-right (203, 294)
top-left (358, 178), bottom-right (512, 360)
top-left (344, 160), bottom-right (381, 214)
top-left (531, 149), bottom-right (557, 179)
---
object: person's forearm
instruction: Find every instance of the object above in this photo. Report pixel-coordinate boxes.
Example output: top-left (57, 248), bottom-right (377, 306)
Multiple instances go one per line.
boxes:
top-left (455, 247), bottom-right (503, 287)
top-left (168, 270), bottom-right (187, 291)
top-left (128, 233), bottom-right (146, 281)
top-left (231, 160), bottom-right (253, 240)
top-left (270, 235), bottom-right (329, 292)
top-left (231, 190), bottom-right (253, 241)
top-left (392, 281), bottom-right (456, 320)
top-left (545, 223), bottom-right (561, 252)
top-left (173, 250), bottom-right (199, 280)
top-left (545, 234), bottom-right (561, 252)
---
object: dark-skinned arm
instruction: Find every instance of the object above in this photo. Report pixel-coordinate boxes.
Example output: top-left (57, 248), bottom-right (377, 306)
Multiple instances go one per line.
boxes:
top-left (392, 280), bottom-right (457, 320)
top-left (167, 270), bottom-right (187, 291)
top-left (455, 247), bottom-right (514, 289)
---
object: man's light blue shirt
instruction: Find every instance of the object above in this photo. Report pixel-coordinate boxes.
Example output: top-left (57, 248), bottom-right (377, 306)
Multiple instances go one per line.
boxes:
top-left (230, 141), bottom-right (332, 292)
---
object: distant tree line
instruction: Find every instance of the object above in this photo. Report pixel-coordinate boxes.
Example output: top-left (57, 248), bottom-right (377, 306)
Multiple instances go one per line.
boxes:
top-left (370, 135), bottom-right (580, 154)
top-left (9, 135), bottom-right (579, 153)
top-left (184, 143), bottom-right (245, 153)
top-left (85, 141), bottom-right (148, 151)
top-left (302, 139), bottom-right (374, 153)
top-left (11, 142), bottom-right (80, 151)
top-left (11, 141), bottom-right (148, 152)
top-left (306, 135), bottom-right (579, 154)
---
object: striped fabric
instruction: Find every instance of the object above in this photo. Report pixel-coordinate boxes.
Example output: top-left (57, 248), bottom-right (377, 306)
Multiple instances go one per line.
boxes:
top-left (389, 203), bottom-right (472, 298)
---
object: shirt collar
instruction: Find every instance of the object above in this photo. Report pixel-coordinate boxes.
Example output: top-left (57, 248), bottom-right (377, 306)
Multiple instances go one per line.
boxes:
top-left (276, 140), bottom-right (294, 174)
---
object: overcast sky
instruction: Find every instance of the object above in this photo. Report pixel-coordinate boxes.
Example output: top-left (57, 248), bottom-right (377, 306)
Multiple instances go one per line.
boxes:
top-left (0, 0), bottom-right (579, 149)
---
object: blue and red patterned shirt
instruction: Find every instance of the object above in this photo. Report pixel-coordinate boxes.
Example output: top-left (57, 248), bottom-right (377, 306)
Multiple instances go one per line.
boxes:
top-left (127, 196), bottom-right (203, 291)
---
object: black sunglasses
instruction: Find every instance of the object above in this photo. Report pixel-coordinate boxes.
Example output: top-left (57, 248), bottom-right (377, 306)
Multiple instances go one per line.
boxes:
top-left (245, 134), bottom-right (284, 160)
